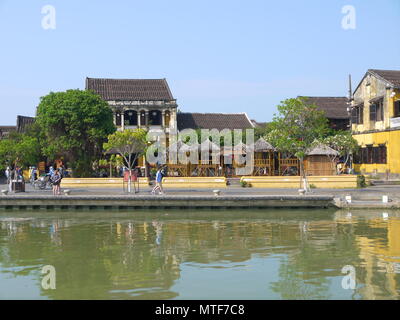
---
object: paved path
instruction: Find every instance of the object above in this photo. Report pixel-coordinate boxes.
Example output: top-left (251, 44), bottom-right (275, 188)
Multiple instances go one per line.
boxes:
top-left (1, 183), bottom-right (400, 200)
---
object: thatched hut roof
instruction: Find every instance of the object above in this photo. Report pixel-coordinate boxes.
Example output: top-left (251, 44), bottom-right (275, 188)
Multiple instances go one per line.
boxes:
top-left (222, 142), bottom-right (253, 155)
top-left (307, 144), bottom-right (339, 156)
top-left (199, 139), bottom-right (220, 152)
top-left (172, 139), bottom-right (220, 153)
top-left (253, 137), bottom-right (274, 152)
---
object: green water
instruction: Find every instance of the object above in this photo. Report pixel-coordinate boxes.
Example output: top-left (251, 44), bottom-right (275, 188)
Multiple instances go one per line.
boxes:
top-left (0, 209), bottom-right (400, 300)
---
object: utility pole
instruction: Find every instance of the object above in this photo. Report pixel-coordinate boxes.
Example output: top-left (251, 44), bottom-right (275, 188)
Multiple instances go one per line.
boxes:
top-left (347, 74), bottom-right (354, 172)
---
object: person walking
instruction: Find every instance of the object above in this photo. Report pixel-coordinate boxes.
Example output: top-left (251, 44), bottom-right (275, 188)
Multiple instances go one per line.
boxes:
top-left (8, 167), bottom-right (14, 192)
top-left (50, 169), bottom-right (62, 195)
top-left (151, 166), bottom-right (165, 195)
top-left (5, 166), bottom-right (11, 185)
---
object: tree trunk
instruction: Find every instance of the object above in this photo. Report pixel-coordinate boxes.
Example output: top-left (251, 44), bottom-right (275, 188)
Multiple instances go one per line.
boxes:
top-left (128, 169), bottom-right (132, 193)
top-left (299, 158), bottom-right (308, 192)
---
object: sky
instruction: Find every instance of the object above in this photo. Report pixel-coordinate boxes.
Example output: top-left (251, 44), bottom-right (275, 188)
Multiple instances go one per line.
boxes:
top-left (0, 0), bottom-right (399, 125)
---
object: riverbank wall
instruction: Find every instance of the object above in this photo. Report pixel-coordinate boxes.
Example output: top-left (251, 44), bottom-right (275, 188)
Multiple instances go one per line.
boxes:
top-left (0, 195), bottom-right (335, 210)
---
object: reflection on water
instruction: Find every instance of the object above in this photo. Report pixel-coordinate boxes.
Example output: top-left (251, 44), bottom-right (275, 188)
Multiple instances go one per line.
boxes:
top-left (0, 209), bottom-right (400, 300)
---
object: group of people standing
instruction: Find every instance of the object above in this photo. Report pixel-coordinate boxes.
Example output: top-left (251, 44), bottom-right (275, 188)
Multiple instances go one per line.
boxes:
top-left (48, 167), bottom-right (63, 195)
top-left (4, 165), bottom-right (63, 195)
top-left (5, 166), bottom-right (23, 184)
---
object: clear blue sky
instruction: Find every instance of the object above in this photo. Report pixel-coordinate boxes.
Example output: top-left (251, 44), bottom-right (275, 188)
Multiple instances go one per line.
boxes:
top-left (1, 0), bottom-right (399, 125)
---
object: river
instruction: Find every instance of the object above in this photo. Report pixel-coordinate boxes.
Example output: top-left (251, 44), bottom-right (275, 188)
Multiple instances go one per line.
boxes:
top-left (0, 209), bottom-right (399, 299)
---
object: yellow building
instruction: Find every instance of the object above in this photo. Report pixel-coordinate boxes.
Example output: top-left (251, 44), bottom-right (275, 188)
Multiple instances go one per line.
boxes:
top-left (351, 69), bottom-right (400, 178)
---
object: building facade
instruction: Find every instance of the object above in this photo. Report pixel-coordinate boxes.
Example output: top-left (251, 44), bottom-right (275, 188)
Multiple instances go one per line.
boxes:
top-left (351, 69), bottom-right (400, 177)
top-left (86, 78), bottom-right (178, 133)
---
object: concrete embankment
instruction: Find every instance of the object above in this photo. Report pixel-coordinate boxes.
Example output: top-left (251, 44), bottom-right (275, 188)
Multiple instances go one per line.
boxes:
top-left (0, 195), bottom-right (336, 210)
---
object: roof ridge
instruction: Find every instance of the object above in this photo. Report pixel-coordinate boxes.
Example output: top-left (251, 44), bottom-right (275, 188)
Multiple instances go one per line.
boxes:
top-left (301, 96), bottom-right (347, 98)
top-left (368, 68), bottom-right (400, 72)
top-left (86, 77), bottom-right (167, 81)
top-left (179, 112), bottom-right (249, 115)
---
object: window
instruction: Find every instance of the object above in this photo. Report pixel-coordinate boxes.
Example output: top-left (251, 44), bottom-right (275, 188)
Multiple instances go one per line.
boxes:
top-left (366, 145), bottom-right (373, 164)
top-left (372, 147), bottom-right (379, 164)
top-left (149, 110), bottom-right (162, 125)
top-left (378, 145), bottom-right (387, 164)
top-left (361, 148), bottom-right (368, 164)
top-left (353, 151), bottom-right (361, 164)
top-left (358, 104), bottom-right (364, 124)
top-left (351, 108), bottom-right (358, 124)
top-left (394, 100), bottom-right (400, 118)
top-left (376, 100), bottom-right (384, 121)
top-left (370, 104), bottom-right (377, 122)
top-left (357, 145), bottom-right (387, 164)
top-left (124, 110), bottom-right (137, 126)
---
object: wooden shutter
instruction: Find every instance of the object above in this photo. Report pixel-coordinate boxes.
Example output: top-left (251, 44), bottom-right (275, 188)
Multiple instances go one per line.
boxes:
top-left (353, 150), bottom-right (361, 164)
top-left (351, 108), bottom-right (358, 124)
top-left (372, 147), bottom-right (379, 163)
top-left (395, 100), bottom-right (400, 118)
top-left (379, 145), bottom-right (387, 164)
top-left (361, 148), bottom-right (368, 164)
top-left (367, 145), bottom-right (373, 164)
top-left (359, 105), bottom-right (364, 124)
top-left (370, 104), bottom-right (376, 122)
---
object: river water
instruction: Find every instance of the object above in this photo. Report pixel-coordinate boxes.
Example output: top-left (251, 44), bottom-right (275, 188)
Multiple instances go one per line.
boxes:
top-left (0, 209), bottom-right (399, 300)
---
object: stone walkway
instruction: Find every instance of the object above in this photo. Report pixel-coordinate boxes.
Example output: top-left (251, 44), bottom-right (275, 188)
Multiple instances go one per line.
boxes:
top-left (1, 183), bottom-right (400, 200)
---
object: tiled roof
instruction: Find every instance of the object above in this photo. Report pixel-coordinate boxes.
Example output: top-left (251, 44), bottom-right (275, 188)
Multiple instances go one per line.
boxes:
top-left (177, 112), bottom-right (254, 131)
top-left (369, 69), bottom-right (400, 89)
top-left (301, 96), bottom-right (349, 120)
top-left (86, 78), bottom-right (174, 101)
top-left (16, 115), bottom-right (35, 133)
top-left (251, 120), bottom-right (269, 128)
top-left (0, 126), bottom-right (16, 138)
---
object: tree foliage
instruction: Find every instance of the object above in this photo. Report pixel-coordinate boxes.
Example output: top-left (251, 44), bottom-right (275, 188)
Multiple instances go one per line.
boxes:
top-left (266, 97), bottom-right (330, 161)
top-left (36, 89), bottom-right (115, 177)
top-left (103, 129), bottom-right (148, 170)
top-left (0, 130), bottom-right (42, 170)
top-left (103, 129), bottom-right (148, 193)
top-left (322, 130), bottom-right (359, 166)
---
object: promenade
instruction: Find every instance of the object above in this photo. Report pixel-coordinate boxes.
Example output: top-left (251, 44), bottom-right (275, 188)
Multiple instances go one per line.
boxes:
top-left (1, 182), bottom-right (400, 210)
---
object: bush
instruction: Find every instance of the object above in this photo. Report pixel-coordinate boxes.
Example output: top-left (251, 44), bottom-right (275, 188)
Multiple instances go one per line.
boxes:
top-left (309, 184), bottom-right (317, 189)
top-left (357, 175), bottom-right (367, 188)
top-left (240, 180), bottom-right (248, 187)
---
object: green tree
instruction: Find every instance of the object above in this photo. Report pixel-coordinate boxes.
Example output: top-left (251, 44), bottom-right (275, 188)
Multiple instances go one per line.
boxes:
top-left (266, 97), bottom-right (330, 191)
top-left (0, 130), bottom-right (42, 170)
top-left (103, 129), bottom-right (148, 193)
top-left (254, 123), bottom-right (270, 140)
top-left (36, 89), bottom-right (115, 177)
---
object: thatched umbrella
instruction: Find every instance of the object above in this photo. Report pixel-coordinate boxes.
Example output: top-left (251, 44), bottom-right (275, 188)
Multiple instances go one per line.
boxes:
top-left (178, 139), bottom-right (220, 152)
top-left (306, 144), bottom-right (339, 157)
top-left (222, 142), bottom-right (253, 155)
top-left (253, 137), bottom-right (275, 152)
